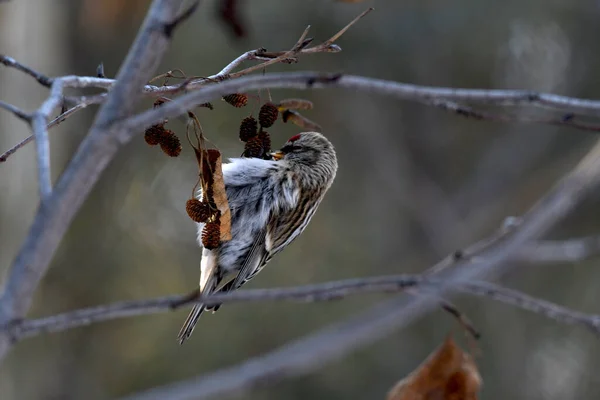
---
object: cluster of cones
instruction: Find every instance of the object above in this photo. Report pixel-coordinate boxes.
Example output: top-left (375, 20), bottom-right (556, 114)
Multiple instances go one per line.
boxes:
top-left (239, 102), bottom-right (279, 159)
top-left (143, 99), bottom-right (182, 157)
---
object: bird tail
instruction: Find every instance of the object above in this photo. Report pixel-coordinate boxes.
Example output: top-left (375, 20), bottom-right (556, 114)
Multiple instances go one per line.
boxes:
top-left (178, 249), bottom-right (219, 344)
top-left (177, 303), bottom-right (205, 344)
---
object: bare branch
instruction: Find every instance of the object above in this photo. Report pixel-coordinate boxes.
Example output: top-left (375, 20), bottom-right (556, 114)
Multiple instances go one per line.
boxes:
top-left (0, 100), bottom-right (30, 122)
top-left (517, 236), bottom-right (600, 263)
top-left (432, 99), bottom-right (600, 134)
top-left (162, 0), bottom-right (200, 38)
top-left (115, 72), bottom-right (600, 140)
top-left (11, 233), bottom-right (600, 341)
top-left (0, 99), bottom-right (102, 163)
top-left (322, 7), bottom-right (373, 45)
top-left (0, 0), bottom-right (187, 363)
top-left (30, 79), bottom-right (65, 200)
top-left (0, 54), bottom-right (53, 87)
top-left (11, 271), bottom-right (600, 341)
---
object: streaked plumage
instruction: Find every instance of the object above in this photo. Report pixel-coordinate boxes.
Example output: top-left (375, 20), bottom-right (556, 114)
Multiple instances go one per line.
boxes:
top-left (178, 132), bottom-right (337, 343)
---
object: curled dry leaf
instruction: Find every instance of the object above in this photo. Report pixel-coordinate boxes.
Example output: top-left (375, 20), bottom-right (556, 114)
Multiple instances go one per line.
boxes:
top-left (195, 148), bottom-right (232, 241)
top-left (386, 336), bottom-right (481, 400)
top-left (281, 109), bottom-right (322, 132)
top-left (277, 98), bottom-right (314, 111)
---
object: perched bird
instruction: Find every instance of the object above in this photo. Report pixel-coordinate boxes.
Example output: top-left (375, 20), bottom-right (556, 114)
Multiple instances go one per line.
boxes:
top-left (178, 131), bottom-right (338, 343)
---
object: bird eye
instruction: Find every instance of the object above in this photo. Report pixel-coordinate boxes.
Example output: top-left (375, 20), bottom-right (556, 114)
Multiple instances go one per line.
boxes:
top-left (281, 144), bottom-right (300, 153)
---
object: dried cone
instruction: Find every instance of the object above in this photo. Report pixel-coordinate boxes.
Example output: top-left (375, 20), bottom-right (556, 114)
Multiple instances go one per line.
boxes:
top-left (159, 131), bottom-right (182, 157)
top-left (239, 116), bottom-right (258, 142)
top-left (258, 129), bottom-right (271, 154)
top-left (202, 218), bottom-right (221, 249)
top-left (222, 93), bottom-right (248, 108)
top-left (258, 102), bottom-right (279, 128)
top-left (185, 199), bottom-right (211, 223)
top-left (243, 136), bottom-right (263, 158)
top-left (144, 124), bottom-right (167, 146)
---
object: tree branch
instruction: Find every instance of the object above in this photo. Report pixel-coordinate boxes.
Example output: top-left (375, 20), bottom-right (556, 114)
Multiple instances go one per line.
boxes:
top-left (10, 273), bottom-right (600, 342)
top-left (0, 100), bottom-right (30, 122)
top-left (114, 72), bottom-right (600, 144)
top-left (0, 0), bottom-right (187, 363)
top-left (10, 235), bottom-right (600, 340)
top-left (0, 54), bottom-right (53, 87)
top-left (30, 79), bottom-right (65, 200)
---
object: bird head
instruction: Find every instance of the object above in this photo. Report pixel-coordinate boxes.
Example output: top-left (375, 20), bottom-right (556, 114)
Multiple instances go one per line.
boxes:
top-left (271, 132), bottom-right (338, 186)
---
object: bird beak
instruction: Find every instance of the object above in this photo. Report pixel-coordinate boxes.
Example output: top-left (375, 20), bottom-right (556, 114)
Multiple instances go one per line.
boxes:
top-left (270, 151), bottom-right (285, 161)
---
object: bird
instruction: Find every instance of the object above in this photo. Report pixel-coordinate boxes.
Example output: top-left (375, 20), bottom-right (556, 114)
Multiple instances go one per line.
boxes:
top-left (177, 131), bottom-right (338, 344)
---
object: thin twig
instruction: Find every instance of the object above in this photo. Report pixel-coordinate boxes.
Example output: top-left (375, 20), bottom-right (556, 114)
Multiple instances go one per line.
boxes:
top-left (0, 54), bottom-right (53, 87)
top-left (0, 100), bottom-right (30, 122)
top-left (0, 93), bottom-right (107, 163)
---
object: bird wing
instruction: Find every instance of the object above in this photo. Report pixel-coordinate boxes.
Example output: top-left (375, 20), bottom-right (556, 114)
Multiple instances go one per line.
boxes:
top-left (267, 188), bottom-right (323, 256)
top-left (229, 227), bottom-right (269, 290)
top-left (229, 191), bottom-right (323, 292)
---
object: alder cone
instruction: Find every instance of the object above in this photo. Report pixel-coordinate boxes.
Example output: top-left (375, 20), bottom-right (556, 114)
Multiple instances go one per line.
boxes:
top-left (186, 199), bottom-right (211, 223)
top-left (159, 131), bottom-right (182, 157)
top-left (222, 93), bottom-right (248, 108)
top-left (258, 130), bottom-right (271, 154)
top-left (258, 102), bottom-right (278, 128)
top-left (144, 124), bottom-right (166, 146)
top-left (243, 136), bottom-right (263, 158)
top-left (239, 116), bottom-right (258, 142)
top-left (202, 220), bottom-right (221, 249)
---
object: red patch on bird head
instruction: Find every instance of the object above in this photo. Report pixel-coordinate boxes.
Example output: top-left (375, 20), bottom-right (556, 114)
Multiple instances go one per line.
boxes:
top-left (288, 134), bottom-right (301, 143)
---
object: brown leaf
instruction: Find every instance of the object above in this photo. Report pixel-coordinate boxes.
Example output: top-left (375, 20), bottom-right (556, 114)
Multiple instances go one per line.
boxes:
top-left (281, 109), bottom-right (322, 132)
top-left (386, 336), bottom-right (481, 400)
top-left (277, 98), bottom-right (314, 111)
top-left (194, 148), bottom-right (232, 242)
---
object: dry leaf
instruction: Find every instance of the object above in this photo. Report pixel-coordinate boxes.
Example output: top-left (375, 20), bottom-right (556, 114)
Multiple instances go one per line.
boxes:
top-left (277, 98), bottom-right (314, 111)
top-left (387, 336), bottom-right (481, 400)
top-left (195, 148), bottom-right (232, 242)
top-left (281, 109), bottom-right (322, 132)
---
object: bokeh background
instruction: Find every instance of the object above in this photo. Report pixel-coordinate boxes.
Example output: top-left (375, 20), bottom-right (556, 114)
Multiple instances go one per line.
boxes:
top-left (2, 0), bottom-right (600, 399)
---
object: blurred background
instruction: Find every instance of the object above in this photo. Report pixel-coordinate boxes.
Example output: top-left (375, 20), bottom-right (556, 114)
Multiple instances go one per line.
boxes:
top-left (2, 0), bottom-right (600, 398)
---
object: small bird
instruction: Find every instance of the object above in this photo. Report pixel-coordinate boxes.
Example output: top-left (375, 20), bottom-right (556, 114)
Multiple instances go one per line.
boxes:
top-left (178, 131), bottom-right (338, 343)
